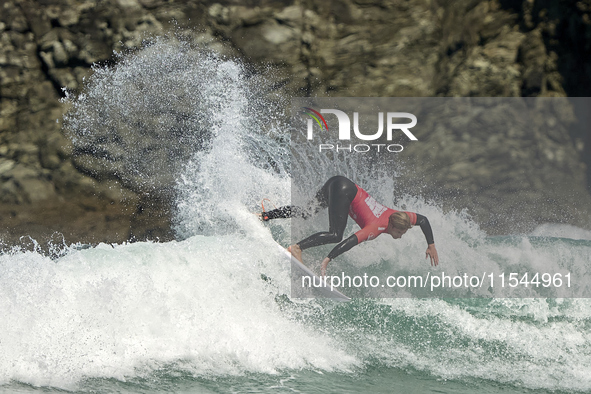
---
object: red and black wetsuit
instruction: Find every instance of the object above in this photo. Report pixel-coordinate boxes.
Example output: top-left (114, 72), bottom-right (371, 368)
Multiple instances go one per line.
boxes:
top-left (263, 176), bottom-right (434, 259)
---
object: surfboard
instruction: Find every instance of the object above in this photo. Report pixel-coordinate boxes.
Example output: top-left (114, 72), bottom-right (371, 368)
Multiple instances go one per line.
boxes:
top-left (278, 244), bottom-right (351, 302)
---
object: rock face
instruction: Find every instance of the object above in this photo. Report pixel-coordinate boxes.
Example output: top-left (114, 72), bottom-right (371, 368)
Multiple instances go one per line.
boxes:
top-left (0, 0), bottom-right (590, 246)
top-left (397, 97), bottom-right (591, 233)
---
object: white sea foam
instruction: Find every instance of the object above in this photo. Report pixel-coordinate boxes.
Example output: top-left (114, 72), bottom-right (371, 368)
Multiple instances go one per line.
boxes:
top-left (531, 223), bottom-right (591, 241)
top-left (370, 297), bottom-right (591, 391)
top-left (0, 235), bottom-right (357, 388)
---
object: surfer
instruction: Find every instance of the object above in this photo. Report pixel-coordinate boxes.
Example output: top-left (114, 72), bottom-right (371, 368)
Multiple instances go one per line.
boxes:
top-left (261, 176), bottom-right (439, 276)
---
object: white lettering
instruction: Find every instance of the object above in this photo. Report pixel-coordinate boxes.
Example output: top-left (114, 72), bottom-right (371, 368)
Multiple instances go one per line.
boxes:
top-left (387, 112), bottom-right (418, 140)
top-left (386, 144), bottom-right (404, 152)
top-left (306, 110), bottom-right (418, 142)
top-left (321, 109), bottom-right (350, 139)
top-left (353, 112), bottom-right (383, 140)
top-left (317, 144), bottom-right (404, 153)
top-left (365, 196), bottom-right (387, 218)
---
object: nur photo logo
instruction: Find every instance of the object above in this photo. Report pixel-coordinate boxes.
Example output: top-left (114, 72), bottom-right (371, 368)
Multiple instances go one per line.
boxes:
top-left (301, 107), bottom-right (418, 153)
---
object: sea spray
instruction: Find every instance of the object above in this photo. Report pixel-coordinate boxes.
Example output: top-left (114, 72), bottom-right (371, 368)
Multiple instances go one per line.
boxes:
top-left (172, 62), bottom-right (290, 238)
top-left (62, 35), bottom-right (289, 201)
top-left (62, 34), bottom-right (292, 238)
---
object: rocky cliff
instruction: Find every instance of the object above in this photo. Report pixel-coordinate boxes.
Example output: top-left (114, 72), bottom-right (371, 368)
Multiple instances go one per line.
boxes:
top-left (1, 0), bottom-right (590, 247)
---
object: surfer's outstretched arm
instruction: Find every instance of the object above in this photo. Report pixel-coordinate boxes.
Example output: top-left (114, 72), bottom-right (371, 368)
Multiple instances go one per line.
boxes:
top-left (261, 205), bottom-right (311, 221)
top-left (415, 214), bottom-right (438, 266)
top-left (415, 214), bottom-right (434, 244)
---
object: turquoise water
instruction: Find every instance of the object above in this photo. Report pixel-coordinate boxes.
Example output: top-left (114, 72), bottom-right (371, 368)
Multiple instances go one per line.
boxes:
top-left (2, 232), bottom-right (591, 393)
top-left (1, 368), bottom-right (566, 393)
top-left (2, 36), bottom-right (591, 393)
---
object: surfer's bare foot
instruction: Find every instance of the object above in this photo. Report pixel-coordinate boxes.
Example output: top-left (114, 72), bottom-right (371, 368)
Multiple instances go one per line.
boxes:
top-left (321, 257), bottom-right (331, 277)
top-left (288, 244), bottom-right (303, 263)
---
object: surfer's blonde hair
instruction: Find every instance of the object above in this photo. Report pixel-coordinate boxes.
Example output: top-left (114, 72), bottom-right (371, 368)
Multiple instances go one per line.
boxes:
top-left (389, 212), bottom-right (412, 230)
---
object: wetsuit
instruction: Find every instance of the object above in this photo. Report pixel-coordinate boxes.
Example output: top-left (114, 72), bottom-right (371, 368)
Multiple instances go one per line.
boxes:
top-left (262, 176), bottom-right (434, 259)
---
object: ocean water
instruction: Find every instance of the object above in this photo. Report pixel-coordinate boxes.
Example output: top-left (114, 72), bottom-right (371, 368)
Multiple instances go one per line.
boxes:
top-left (2, 36), bottom-right (591, 393)
top-left (3, 231), bottom-right (591, 393)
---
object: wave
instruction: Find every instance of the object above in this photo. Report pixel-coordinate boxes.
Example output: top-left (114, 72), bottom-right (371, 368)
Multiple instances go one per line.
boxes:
top-left (2, 233), bottom-right (591, 391)
top-left (2, 36), bottom-right (591, 392)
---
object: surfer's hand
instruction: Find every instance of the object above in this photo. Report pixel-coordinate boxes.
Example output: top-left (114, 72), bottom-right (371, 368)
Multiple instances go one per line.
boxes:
top-left (426, 244), bottom-right (439, 266)
top-left (321, 257), bottom-right (331, 277)
top-left (256, 212), bottom-right (270, 221)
